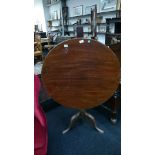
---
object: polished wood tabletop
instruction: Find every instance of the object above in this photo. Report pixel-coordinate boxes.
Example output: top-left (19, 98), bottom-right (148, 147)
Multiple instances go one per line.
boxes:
top-left (41, 38), bottom-right (120, 109)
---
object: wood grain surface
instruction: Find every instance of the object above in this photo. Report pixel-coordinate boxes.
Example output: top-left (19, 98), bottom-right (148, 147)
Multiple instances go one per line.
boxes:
top-left (41, 38), bottom-right (120, 109)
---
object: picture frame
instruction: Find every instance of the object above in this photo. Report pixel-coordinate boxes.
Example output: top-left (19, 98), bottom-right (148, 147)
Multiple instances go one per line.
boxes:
top-left (85, 5), bottom-right (96, 15)
top-left (73, 5), bottom-right (83, 16)
top-left (100, 0), bottom-right (116, 12)
top-left (51, 11), bottom-right (58, 20)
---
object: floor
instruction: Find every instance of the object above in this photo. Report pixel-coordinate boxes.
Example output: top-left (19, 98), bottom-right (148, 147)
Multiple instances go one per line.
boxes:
top-left (44, 102), bottom-right (121, 155)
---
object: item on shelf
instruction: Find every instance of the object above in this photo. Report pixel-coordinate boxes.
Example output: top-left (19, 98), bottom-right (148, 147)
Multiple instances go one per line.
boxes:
top-left (47, 21), bottom-right (52, 27)
top-left (84, 18), bottom-right (90, 24)
top-left (34, 25), bottom-right (39, 32)
top-left (102, 18), bottom-right (106, 23)
top-left (96, 16), bottom-right (103, 23)
top-left (98, 25), bottom-right (106, 33)
top-left (77, 18), bottom-right (82, 25)
top-left (109, 24), bottom-right (114, 33)
top-left (72, 22), bottom-right (77, 25)
top-left (51, 11), bottom-right (58, 20)
top-left (116, 0), bottom-right (121, 10)
top-left (111, 37), bottom-right (120, 44)
top-left (73, 5), bottom-right (83, 16)
top-left (100, 0), bottom-right (116, 12)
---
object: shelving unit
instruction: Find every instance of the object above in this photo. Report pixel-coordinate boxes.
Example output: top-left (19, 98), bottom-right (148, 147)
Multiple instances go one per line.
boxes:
top-left (66, 9), bottom-right (120, 43)
top-left (105, 17), bottom-right (121, 45)
top-left (43, 0), bottom-right (121, 45)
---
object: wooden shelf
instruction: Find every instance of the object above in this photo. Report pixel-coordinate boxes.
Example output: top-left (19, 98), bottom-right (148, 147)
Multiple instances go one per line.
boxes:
top-left (97, 10), bottom-right (121, 17)
top-left (68, 14), bottom-right (91, 20)
top-left (51, 25), bottom-right (61, 27)
top-left (84, 32), bottom-right (91, 34)
top-left (68, 31), bottom-right (91, 34)
top-left (106, 18), bottom-right (121, 23)
top-left (97, 32), bottom-right (106, 34)
top-left (68, 31), bottom-right (74, 33)
top-left (68, 23), bottom-right (91, 27)
top-left (51, 30), bottom-right (59, 32)
top-left (97, 23), bottom-right (107, 26)
top-left (106, 33), bottom-right (121, 36)
top-left (97, 32), bottom-right (121, 36)
top-left (48, 19), bottom-right (61, 22)
top-left (67, 23), bottom-right (107, 27)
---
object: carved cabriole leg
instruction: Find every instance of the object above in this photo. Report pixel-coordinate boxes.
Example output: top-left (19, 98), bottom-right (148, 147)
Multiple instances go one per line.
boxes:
top-left (84, 111), bottom-right (104, 133)
top-left (62, 112), bottom-right (80, 134)
top-left (62, 109), bottom-right (104, 134)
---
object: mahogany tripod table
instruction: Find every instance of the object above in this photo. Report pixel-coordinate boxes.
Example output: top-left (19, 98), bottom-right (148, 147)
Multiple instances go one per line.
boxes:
top-left (41, 38), bottom-right (120, 134)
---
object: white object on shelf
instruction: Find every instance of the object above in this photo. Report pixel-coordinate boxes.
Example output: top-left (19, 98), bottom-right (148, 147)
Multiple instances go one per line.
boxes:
top-left (34, 62), bottom-right (43, 75)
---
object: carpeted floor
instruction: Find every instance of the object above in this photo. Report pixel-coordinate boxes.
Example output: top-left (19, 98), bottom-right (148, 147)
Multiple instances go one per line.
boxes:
top-left (45, 102), bottom-right (121, 155)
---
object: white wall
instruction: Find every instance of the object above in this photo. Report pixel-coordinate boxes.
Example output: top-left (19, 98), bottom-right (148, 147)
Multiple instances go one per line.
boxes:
top-left (34, 0), bottom-right (47, 32)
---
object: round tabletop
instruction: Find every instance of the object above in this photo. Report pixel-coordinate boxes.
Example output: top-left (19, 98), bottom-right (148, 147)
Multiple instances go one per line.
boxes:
top-left (41, 39), bottom-right (120, 109)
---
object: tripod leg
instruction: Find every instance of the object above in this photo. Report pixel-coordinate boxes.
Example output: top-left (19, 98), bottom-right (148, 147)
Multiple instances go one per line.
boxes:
top-left (62, 112), bottom-right (80, 134)
top-left (85, 112), bottom-right (104, 133)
